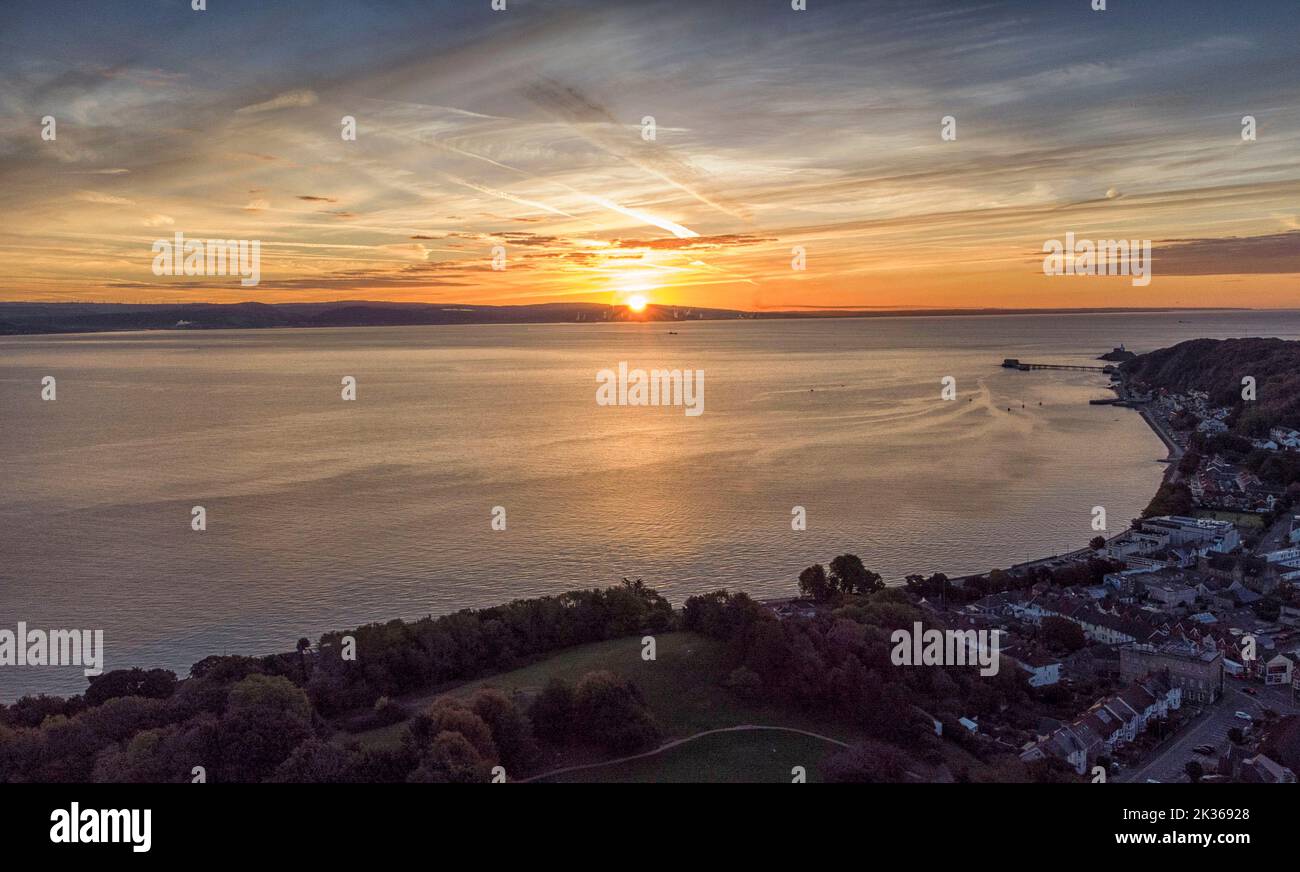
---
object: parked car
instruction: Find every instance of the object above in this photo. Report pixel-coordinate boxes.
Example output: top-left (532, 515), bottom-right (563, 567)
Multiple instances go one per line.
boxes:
top-left (1193, 744), bottom-right (1216, 755)
top-left (1234, 711), bottom-right (1253, 721)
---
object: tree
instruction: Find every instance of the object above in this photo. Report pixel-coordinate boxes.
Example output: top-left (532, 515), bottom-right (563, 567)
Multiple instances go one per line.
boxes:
top-left (1089, 535), bottom-right (1106, 550)
top-left (84, 668), bottom-right (177, 707)
top-left (1040, 616), bottom-right (1086, 653)
top-left (573, 671), bottom-right (661, 755)
top-left (798, 564), bottom-right (832, 601)
top-left (829, 554), bottom-right (883, 595)
top-left (272, 739), bottom-right (362, 783)
top-left (528, 678), bottom-right (576, 746)
top-left (218, 674), bottom-right (313, 782)
top-left (824, 740), bottom-right (913, 783)
top-left (296, 637), bottom-right (312, 684)
top-left (407, 731), bottom-right (490, 783)
top-left (412, 698), bottom-right (497, 763)
top-left (469, 689), bottom-right (536, 773)
top-left (1184, 760), bottom-right (1204, 783)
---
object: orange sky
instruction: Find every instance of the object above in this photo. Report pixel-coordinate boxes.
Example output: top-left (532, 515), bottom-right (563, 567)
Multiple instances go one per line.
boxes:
top-left (3, 1), bottom-right (1298, 310)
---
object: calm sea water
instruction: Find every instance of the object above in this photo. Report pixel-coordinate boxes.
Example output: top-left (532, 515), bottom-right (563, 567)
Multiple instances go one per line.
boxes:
top-left (4, 310), bottom-right (1300, 699)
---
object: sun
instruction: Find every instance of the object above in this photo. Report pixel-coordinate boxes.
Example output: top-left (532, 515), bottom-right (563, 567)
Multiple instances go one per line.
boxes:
top-left (627, 294), bottom-right (649, 313)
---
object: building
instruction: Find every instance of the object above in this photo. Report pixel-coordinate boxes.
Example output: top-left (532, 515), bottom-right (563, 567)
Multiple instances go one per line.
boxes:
top-left (1004, 646), bottom-right (1062, 687)
top-left (1019, 674), bottom-right (1180, 775)
top-left (1120, 641), bottom-right (1224, 704)
top-left (1270, 427), bottom-right (1300, 450)
top-left (1281, 604), bottom-right (1300, 629)
top-left (1108, 516), bottom-right (1241, 571)
top-left (1138, 516), bottom-right (1240, 553)
top-left (1265, 654), bottom-right (1295, 687)
top-left (1138, 574), bottom-right (1199, 609)
top-left (1239, 754), bottom-right (1297, 784)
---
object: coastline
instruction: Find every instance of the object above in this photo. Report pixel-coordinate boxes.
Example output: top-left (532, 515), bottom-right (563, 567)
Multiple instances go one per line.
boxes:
top-left (943, 366), bottom-right (1172, 586)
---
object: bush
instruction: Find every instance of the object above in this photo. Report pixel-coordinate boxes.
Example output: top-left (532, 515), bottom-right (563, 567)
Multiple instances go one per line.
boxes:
top-left (529, 679), bottom-right (577, 746)
top-left (574, 671), bottom-right (661, 755)
top-left (84, 668), bottom-right (178, 707)
top-left (469, 689), bottom-right (536, 773)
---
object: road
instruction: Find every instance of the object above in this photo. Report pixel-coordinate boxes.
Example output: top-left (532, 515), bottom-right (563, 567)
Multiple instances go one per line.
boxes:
top-left (518, 725), bottom-right (853, 783)
top-left (1135, 406), bottom-right (1184, 471)
top-left (1120, 683), bottom-right (1299, 783)
top-left (1255, 513), bottom-right (1294, 554)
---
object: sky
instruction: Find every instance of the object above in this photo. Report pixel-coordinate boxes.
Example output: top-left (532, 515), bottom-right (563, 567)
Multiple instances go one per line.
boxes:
top-left (1, 0), bottom-right (1298, 310)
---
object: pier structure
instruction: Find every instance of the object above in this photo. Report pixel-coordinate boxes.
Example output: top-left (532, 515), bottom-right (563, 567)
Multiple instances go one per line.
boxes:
top-left (1001, 358), bottom-right (1114, 373)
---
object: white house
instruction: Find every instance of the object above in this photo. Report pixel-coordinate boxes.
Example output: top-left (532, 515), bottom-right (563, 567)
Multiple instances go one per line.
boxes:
top-left (1264, 654), bottom-right (1294, 687)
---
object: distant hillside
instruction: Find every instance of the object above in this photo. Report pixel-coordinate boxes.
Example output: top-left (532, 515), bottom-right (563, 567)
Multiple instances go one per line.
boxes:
top-left (1122, 337), bottom-right (1300, 435)
top-left (0, 302), bottom-right (1233, 336)
top-left (0, 301), bottom-right (739, 334)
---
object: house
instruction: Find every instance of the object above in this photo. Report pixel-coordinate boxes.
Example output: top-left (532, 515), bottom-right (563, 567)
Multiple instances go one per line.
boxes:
top-left (1198, 418), bottom-right (1228, 435)
top-left (1265, 654), bottom-right (1294, 687)
top-left (1004, 646), bottom-right (1062, 687)
top-left (1261, 548), bottom-right (1300, 584)
top-left (1139, 575), bottom-right (1198, 609)
top-left (1281, 604), bottom-right (1300, 629)
top-left (965, 590), bottom-right (1025, 617)
top-left (1120, 640), bottom-right (1224, 704)
top-left (1199, 552), bottom-right (1281, 595)
top-left (1080, 707), bottom-right (1127, 752)
top-left (1239, 754), bottom-right (1297, 784)
top-left (1019, 674), bottom-right (1180, 774)
top-left (1270, 427), bottom-right (1300, 450)
top-left (1021, 725), bottom-right (1090, 775)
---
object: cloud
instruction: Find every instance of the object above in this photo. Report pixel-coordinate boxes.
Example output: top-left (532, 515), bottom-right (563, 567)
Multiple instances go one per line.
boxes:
top-left (613, 234), bottom-right (774, 250)
top-left (521, 77), bottom-right (750, 221)
top-left (74, 190), bottom-right (135, 206)
top-left (1154, 231), bottom-right (1300, 275)
top-left (235, 90), bottom-right (319, 115)
top-left (142, 214), bottom-right (175, 227)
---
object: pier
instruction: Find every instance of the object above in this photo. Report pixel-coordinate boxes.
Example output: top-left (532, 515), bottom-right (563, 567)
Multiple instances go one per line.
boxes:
top-left (1001, 358), bottom-right (1114, 373)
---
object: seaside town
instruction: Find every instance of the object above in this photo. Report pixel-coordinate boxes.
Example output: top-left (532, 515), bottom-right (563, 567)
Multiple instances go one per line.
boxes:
top-left (859, 351), bottom-right (1300, 783)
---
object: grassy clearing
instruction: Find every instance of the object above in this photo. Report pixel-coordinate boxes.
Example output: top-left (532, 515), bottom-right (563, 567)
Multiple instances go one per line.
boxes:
top-left (538, 729), bottom-right (839, 783)
top-left (1192, 509), bottom-right (1266, 529)
top-left (345, 631), bottom-right (861, 751)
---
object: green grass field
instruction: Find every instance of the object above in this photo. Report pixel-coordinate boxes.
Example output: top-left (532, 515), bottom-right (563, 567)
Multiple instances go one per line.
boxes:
top-left (1192, 509), bottom-right (1266, 529)
top-left (346, 631), bottom-right (860, 753)
top-left (538, 729), bottom-right (839, 783)
top-left (338, 630), bottom-right (1025, 783)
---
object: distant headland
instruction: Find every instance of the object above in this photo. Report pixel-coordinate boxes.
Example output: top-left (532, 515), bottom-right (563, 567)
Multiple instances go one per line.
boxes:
top-left (0, 301), bottom-right (1251, 337)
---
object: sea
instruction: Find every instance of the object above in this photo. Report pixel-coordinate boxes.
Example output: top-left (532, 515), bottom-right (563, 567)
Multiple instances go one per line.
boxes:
top-left (3, 309), bottom-right (1299, 699)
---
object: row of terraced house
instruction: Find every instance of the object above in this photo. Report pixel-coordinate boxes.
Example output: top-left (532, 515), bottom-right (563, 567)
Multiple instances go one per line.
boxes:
top-left (1019, 674), bottom-right (1182, 775)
